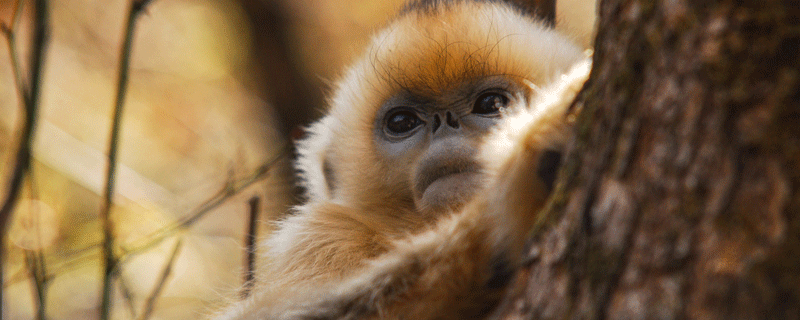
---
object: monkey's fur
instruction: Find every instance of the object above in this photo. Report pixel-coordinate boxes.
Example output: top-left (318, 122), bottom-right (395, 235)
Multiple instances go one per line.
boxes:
top-left (215, 0), bottom-right (592, 318)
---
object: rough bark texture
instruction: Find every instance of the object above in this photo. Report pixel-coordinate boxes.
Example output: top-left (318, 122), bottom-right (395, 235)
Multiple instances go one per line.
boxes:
top-left (495, 0), bottom-right (800, 319)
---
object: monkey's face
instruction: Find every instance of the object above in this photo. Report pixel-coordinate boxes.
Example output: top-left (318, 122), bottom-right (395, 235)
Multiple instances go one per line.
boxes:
top-left (373, 77), bottom-right (528, 213)
top-left (298, 2), bottom-right (584, 214)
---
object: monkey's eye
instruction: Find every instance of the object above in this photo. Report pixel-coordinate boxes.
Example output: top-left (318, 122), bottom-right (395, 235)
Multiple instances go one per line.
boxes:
top-left (472, 92), bottom-right (509, 115)
top-left (385, 109), bottom-right (423, 135)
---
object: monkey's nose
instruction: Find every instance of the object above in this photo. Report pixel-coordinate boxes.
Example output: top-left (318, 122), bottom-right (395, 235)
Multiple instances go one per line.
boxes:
top-left (445, 111), bottom-right (460, 129)
top-left (432, 112), bottom-right (460, 134)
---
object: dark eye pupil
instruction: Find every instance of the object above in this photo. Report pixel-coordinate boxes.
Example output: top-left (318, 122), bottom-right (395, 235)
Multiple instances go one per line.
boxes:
top-left (386, 110), bottom-right (421, 134)
top-left (473, 93), bottom-right (508, 114)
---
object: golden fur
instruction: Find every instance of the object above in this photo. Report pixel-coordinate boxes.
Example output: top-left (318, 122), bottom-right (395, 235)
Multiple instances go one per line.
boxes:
top-left (213, 0), bottom-right (593, 318)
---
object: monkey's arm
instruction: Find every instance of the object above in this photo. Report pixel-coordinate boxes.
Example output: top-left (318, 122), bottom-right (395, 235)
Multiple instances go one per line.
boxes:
top-left (266, 60), bottom-right (592, 320)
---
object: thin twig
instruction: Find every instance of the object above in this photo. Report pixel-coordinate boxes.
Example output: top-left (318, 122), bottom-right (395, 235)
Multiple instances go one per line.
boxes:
top-left (26, 166), bottom-right (48, 320)
top-left (24, 250), bottom-right (46, 320)
top-left (241, 196), bottom-right (260, 298)
top-left (1, 151), bottom-right (288, 290)
top-left (99, 1), bottom-right (154, 319)
top-left (0, 0), bottom-right (29, 102)
top-left (118, 275), bottom-right (138, 318)
top-left (34, 250), bottom-right (47, 320)
top-left (119, 147), bottom-right (289, 261)
top-left (138, 238), bottom-right (183, 320)
top-left (0, 1), bottom-right (48, 319)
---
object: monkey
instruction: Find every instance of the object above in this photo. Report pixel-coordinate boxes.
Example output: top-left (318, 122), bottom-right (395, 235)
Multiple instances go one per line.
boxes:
top-left (214, 0), bottom-right (593, 318)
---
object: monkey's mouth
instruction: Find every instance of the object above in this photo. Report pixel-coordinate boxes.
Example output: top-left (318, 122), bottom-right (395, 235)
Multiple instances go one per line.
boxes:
top-left (414, 161), bottom-right (484, 211)
top-left (417, 164), bottom-right (480, 191)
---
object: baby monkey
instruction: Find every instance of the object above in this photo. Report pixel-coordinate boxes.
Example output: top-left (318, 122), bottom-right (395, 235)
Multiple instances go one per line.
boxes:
top-left (215, 0), bottom-right (592, 318)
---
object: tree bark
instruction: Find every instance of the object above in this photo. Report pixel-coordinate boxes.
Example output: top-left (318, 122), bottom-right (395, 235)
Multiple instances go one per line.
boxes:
top-left (495, 0), bottom-right (800, 319)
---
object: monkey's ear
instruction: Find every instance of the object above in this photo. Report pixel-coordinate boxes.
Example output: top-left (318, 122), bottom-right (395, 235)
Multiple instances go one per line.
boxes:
top-left (519, 0), bottom-right (556, 26)
top-left (295, 116), bottom-right (337, 203)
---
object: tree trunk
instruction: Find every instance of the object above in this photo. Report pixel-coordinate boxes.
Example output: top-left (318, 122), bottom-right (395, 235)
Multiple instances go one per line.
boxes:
top-left (495, 0), bottom-right (800, 319)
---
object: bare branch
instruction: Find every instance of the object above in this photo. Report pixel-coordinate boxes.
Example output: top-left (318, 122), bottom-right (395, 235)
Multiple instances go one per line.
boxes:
top-left (119, 147), bottom-right (289, 261)
top-left (1, 0), bottom-right (29, 102)
top-left (138, 238), bottom-right (183, 320)
top-left (1, 152), bottom-right (288, 290)
top-left (99, 1), bottom-right (154, 318)
top-left (241, 196), bottom-right (260, 298)
top-left (0, 1), bottom-right (49, 319)
top-left (24, 169), bottom-right (48, 320)
top-left (117, 275), bottom-right (138, 318)
top-left (24, 250), bottom-right (47, 320)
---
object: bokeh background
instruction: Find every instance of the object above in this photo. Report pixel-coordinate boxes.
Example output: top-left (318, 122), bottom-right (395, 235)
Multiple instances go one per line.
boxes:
top-left (1, 0), bottom-right (593, 319)
top-left (0, 0), bottom-right (406, 319)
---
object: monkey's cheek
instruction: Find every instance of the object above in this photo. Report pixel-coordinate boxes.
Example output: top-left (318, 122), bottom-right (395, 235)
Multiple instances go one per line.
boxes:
top-left (418, 172), bottom-right (483, 212)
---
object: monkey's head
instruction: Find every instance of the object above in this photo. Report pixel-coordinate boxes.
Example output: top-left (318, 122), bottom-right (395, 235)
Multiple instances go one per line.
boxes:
top-left (296, 0), bottom-right (584, 216)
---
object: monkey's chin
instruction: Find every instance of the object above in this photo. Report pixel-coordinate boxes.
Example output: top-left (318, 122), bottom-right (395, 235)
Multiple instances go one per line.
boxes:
top-left (417, 172), bottom-right (483, 213)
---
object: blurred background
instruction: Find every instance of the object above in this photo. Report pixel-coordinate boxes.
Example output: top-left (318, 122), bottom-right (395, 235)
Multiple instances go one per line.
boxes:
top-left (0, 0), bottom-right (406, 319)
top-left (1, 0), bottom-right (594, 319)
